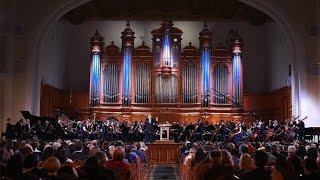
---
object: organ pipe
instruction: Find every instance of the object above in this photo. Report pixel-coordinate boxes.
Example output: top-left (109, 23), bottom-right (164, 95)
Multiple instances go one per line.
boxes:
top-left (213, 63), bottom-right (229, 104)
top-left (232, 32), bottom-right (243, 106)
top-left (135, 61), bottom-right (151, 103)
top-left (89, 30), bottom-right (103, 106)
top-left (182, 63), bottom-right (198, 103)
top-left (103, 62), bottom-right (120, 103)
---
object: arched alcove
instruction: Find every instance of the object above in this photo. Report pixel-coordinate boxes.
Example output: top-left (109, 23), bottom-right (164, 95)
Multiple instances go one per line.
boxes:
top-left (25, 0), bottom-right (306, 124)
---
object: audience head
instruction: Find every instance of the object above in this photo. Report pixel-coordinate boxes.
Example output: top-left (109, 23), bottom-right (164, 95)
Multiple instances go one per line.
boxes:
top-left (84, 156), bottom-right (102, 176)
top-left (303, 157), bottom-right (319, 175)
top-left (6, 154), bottom-right (23, 178)
top-left (89, 146), bottom-right (100, 157)
top-left (240, 153), bottom-right (254, 170)
top-left (113, 146), bottom-right (125, 161)
top-left (23, 153), bottom-right (38, 170)
top-left (57, 165), bottom-right (78, 180)
top-left (95, 151), bottom-right (108, 164)
top-left (75, 141), bottom-right (83, 151)
top-left (272, 155), bottom-right (298, 180)
top-left (239, 144), bottom-right (249, 154)
top-left (109, 145), bottom-right (116, 157)
top-left (125, 145), bottom-right (132, 154)
top-left (44, 156), bottom-right (61, 176)
top-left (288, 145), bottom-right (296, 156)
top-left (306, 146), bottom-right (317, 160)
top-left (253, 150), bottom-right (268, 168)
top-left (210, 150), bottom-right (222, 164)
top-left (193, 148), bottom-right (206, 164)
top-left (220, 150), bottom-right (234, 168)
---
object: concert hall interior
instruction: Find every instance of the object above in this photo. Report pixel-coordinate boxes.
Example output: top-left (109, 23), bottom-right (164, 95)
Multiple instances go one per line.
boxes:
top-left (1, 0), bottom-right (320, 180)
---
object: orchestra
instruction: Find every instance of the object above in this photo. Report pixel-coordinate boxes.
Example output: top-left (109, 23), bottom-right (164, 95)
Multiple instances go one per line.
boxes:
top-left (4, 113), bottom-right (307, 145)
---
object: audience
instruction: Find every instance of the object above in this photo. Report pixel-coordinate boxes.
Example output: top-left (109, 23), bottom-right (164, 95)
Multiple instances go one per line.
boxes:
top-left (1, 115), bottom-right (319, 180)
top-left (105, 146), bottom-right (131, 180)
top-left (271, 155), bottom-right (298, 180)
top-left (303, 157), bottom-right (320, 179)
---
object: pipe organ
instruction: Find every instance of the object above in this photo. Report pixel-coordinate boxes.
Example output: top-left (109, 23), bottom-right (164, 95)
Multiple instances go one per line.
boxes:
top-left (89, 21), bottom-right (244, 122)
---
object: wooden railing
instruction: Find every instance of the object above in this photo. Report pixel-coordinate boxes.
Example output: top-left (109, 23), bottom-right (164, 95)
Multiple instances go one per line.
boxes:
top-left (129, 156), bottom-right (149, 180)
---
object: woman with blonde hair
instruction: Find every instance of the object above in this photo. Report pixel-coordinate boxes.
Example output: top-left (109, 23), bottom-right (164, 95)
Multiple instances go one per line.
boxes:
top-left (236, 153), bottom-right (254, 179)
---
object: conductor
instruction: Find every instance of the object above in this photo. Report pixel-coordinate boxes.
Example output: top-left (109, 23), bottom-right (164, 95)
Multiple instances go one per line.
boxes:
top-left (144, 114), bottom-right (155, 143)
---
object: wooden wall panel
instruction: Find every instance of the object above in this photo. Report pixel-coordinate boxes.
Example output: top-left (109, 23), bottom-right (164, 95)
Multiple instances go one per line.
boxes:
top-left (41, 84), bottom-right (291, 122)
top-left (40, 83), bottom-right (66, 117)
top-left (243, 86), bottom-right (291, 121)
top-left (40, 84), bottom-right (89, 117)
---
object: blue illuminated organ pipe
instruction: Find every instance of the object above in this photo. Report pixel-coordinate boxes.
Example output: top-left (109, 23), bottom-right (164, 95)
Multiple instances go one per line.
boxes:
top-left (201, 48), bottom-right (211, 98)
top-left (122, 47), bottom-right (132, 104)
top-left (162, 30), bottom-right (172, 67)
top-left (199, 22), bottom-right (212, 107)
top-left (232, 32), bottom-right (243, 106)
top-left (121, 21), bottom-right (135, 106)
top-left (89, 30), bottom-right (104, 106)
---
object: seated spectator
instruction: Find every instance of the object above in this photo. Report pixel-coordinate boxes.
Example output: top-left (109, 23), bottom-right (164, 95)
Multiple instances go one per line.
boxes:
top-left (303, 157), bottom-right (320, 180)
top-left (78, 156), bottom-right (116, 180)
top-left (22, 153), bottom-right (46, 179)
top-left (184, 147), bottom-right (196, 165)
top-left (271, 155), bottom-right (298, 180)
top-left (5, 154), bottom-right (23, 179)
top-left (88, 145), bottom-right (100, 157)
top-left (305, 146), bottom-right (317, 160)
top-left (124, 145), bottom-right (137, 163)
top-left (265, 144), bottom-right (276, 164)
top-left (243, 150), bottom-right (271, 180)
top-left (236, 153), bottom-right (254, 179)
top-left (108, 145), bottom-right (116, 159)
top-left (191, 148), bottom-right (206, 168)
top-left (43, 156), bottom-right (61, 178)
top-left (95, 151), bottom-right (108, 166)
top-left (287, 145), bottom-right (304, 178)
top-left (106, 146), bottom-right (131, 180)
top-left (132, 144), bottom-right (147, 163)
top-left (57, 165), bottom-right (78, 180)
top-left (69, 141), bottom-right (84, 161)
top-left (42, 146), bottom-right (54, 161)
top-left (203, 150), bottom-right (237, 180)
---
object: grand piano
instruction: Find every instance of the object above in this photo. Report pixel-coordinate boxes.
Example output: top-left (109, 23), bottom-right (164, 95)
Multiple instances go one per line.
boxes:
top-left (305, 127), bottom-right (320, 143)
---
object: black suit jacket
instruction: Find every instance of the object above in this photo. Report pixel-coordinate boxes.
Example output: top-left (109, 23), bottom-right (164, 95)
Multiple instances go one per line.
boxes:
top-left (145, 118), bottom-right (154, 133)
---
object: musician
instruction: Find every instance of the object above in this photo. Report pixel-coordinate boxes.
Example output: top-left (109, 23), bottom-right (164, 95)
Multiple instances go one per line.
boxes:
top-left (144, 114), bottom-right (155, 143)
top-left (297, 117), bottom-right (306, 140)
top-left (120, 121), bottom-right (130, 142)
top-left (76, 121), bottom-right (88, 140)
top-left (5, 118), bottom-right (15, 139)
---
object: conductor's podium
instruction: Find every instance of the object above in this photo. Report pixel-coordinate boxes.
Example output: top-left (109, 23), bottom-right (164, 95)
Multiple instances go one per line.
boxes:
top-left (146, 123), bottom-right (182, 163)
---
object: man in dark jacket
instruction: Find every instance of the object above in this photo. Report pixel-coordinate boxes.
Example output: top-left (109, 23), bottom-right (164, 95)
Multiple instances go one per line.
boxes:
top-left (144, 114), bottom-right (155, 143)
top-left (243, 150), bottom-right (271, 180)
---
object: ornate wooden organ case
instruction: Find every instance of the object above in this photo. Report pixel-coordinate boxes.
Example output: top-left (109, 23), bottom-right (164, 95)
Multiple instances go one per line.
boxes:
top-left (89, 21), bottom-right (244, 122)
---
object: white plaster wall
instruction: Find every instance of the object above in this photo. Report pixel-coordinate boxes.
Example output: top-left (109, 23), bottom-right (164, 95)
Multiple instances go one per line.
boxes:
top-left (265, 22), bottom-right (293, 91)
top-left (38, 20), bottom-right (71, 90)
